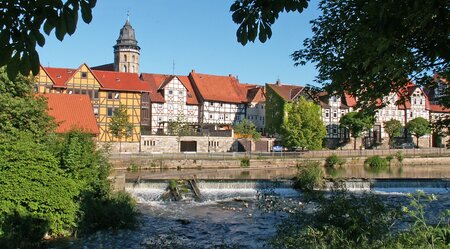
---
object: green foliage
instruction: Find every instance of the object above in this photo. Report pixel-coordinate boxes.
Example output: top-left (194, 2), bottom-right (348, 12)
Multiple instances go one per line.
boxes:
top-left (109, 104), bottom-right (133, 151)
top-left (240, 157), bottom-right (250, 167)
top-left (291, 0), bottom-right (449, 111)
top-left (0, 68), bottom-right (56, 141)
top-left (386, 155), bottom-right (394, 165)
top-left (364, 156), bottom-right (388, 173)
top-left (281, 97), bottom-right (326, 150)
top-left (325, 154), bottom-right (346, 168)
top-left (265, 85), bottom-right (287, 135)
top-left (79, 191), bottom-right (138, 233)
top-left (383, 119), bottom-right (403, 148)
top-left (0, 133), bottom-right (80, 238)
top-left (270, 191), bottom-right (400, 249)
top-left (340, 111), bottom-right (374, 149)
top-left (1, 0), bottom-right (97, 80)
top-left (407, 117), bottom-right (431, 148)
top-left (233, 118), bottom-right (261, 140)
top-left (230, 0), bottom-right (308, 45)
top-left (294, 161), bottom-right (324, 192)
top-left (167, 116), bottom-right (191, 136)
top-left (395, 151), bottom-right (404, 164)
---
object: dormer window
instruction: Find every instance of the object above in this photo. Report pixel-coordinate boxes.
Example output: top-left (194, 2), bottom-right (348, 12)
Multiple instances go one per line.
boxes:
top-left (81, 72), bottom-right (87, 78)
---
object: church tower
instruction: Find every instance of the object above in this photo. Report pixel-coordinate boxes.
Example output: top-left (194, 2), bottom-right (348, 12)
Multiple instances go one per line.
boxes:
top-left (114, 17), bottom-right (140, 73)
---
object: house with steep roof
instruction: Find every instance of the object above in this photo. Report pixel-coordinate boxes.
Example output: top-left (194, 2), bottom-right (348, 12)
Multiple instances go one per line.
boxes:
top-left (35, 63), bottom-right (150, 145)
top-left (188, 70), bottom-right (247, 127)
top-left (45, 93), bottom-right (99, 135)
top-left (264, 81), bottom-right (313, 135)
top-left (141, 73), bottom-right (200, 134)
top-left (245, 85), bottom-right (266, 132)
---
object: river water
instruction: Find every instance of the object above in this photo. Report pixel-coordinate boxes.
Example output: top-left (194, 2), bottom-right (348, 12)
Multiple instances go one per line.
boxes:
top-left (49, 177), bottom-right (450, 249)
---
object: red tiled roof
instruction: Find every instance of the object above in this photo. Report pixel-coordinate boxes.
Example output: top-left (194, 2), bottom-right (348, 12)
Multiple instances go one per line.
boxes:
top-left (140, 73), bottom-right (169, 103)
top-left (344, 93), bottom-right (357, 108)
top-left (92, 70), bottom-right (151, 92)
top-left (246, 86), bottom-right (265, 103)
top-left (267, 83), bottom-right (304, 101)
top-left (141, 73), bottom-right (200, 105)
top-left (45, 93), bottom-right (99, 134)
top-left (189, 71), bottom-right (247, 103)
top-left (91, 63), bottom-right (115, 71)
top-left (44, 67), bottom-right (77, 87)
top-left (429, 104), bottom-right (450, 113)
top-left (178, 76), bottom-right (199, 105)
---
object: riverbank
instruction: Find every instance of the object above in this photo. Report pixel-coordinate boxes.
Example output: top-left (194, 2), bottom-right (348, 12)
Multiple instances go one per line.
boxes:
top-left (109, 154), bottom-right (450, 171)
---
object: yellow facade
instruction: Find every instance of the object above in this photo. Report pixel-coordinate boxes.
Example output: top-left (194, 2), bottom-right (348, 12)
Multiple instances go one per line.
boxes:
top-left (35, 64), bottom-right (142, 142)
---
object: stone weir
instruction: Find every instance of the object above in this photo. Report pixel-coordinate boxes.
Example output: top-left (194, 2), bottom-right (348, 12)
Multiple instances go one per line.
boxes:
top-left (117, 177), bottom-right (450, 196)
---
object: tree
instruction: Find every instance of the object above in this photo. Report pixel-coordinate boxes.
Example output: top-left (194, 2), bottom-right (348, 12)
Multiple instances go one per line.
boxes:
top-left (108, 104), bottom-right (133, 152)
top-left (281, 97), bottom-right (326, 150)
top-left (406, 117), bottom-right (431, 148)
top-left (383, 119), bottom-right (403, 148)
top-left (231, 0), bottom-right (449, 109)
top-left (233, 118), bottom-right (261, 141)
top-left (0, 67), bottom-right (56, 141)
top-left (340, 111), bottom-right (374, 150)
top-left (0, 0), bottom-right (97, 80)
top-left (230, 0), bottom-right (309, 45)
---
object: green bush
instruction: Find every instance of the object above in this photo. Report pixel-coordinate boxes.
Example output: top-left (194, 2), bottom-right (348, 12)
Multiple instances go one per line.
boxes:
top-left (364, 155), bottom-right (388, 173)
top-left (325, 154), bottom-right (346, 168)
top-left (79, 191), bottom-right (138, 233)
top-left (240, 157), bottom-right (250, 167)
top-left (395, 151), bottom-right (404, 163)
top-left (294, 161), bottom-right (324, 191)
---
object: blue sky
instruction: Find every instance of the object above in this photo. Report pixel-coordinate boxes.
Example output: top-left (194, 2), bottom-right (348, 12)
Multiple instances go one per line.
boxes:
top-left (37, 0), bottom-right (321, 86)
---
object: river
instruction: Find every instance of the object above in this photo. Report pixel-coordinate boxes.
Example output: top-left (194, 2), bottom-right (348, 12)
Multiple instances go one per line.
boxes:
top-left (48, 172), bottom-right (450, 249)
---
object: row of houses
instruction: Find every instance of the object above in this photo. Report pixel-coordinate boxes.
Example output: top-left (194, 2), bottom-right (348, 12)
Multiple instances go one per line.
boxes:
top-left (37, 18), bottom-right (449, 152)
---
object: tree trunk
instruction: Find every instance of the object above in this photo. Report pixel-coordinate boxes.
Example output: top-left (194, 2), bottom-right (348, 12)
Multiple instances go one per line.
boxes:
top-left (416, 136), bottom-right (419, 148)
top-left (353, 136), bottom-right (357, 150)
top-left (119, 137), bottom-right (122, 152)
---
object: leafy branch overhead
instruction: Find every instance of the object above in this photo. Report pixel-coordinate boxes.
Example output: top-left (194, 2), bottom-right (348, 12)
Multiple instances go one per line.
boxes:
top-left (0, 0), bottom-right (97, 79)
top-left (230, 0), bottom-right (309, 45)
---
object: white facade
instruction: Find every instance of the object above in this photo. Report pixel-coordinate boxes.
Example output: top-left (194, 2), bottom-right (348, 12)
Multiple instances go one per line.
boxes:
top-left (321, 95), bottom-right (351, 139)
top-left (201, 101), bottom-right (245, 125)
top-left (150, 77), bottom-right (199, 133)
top-left (246, 102), bottom-right (265, 132)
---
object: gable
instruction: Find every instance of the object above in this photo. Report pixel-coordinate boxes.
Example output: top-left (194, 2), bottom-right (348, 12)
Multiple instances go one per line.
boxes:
top-left (66, 64), bottom-right (101, 88)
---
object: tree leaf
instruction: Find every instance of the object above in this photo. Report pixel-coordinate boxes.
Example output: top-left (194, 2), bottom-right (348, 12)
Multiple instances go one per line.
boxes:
top-left (7, 53), bottom-right (21, 80)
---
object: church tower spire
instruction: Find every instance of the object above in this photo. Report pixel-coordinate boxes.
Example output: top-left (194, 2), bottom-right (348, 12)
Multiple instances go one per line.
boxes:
top-left (114, 15), bottom-right (140, 73)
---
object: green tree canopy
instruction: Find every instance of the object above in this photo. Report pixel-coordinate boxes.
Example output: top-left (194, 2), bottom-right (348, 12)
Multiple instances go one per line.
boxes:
top-left (109, 104), bottom-right (133, 152)
top-left (0, 67), bottom-right (56, 142)
top-left (281, 97), bottom-right (326, 150)
top-left (0, 0), bottom-right (97, 80)
top-left (233, 118), bottom-right (261, 140)
top-left (406, 117), bottom-right (431, 148)
top-left (231, 0), bottom-right (449, 110)
top-left (340, 111), bottom-right (374, 149)
top-left (383, 119), bottom-right (403, 148)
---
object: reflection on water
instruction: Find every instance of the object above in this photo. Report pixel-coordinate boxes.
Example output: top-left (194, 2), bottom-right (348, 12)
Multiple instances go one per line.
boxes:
top-left (119, 164), bottom-right (450, 181)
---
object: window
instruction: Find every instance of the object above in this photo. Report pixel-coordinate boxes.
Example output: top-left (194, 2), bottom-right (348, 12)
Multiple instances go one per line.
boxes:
top-left (332, 96), bottom-right (337, 102)
top-left (93, 90), bottom-right (99, 99)
top-left (333, 111), bottom-right (337, 118)
top-left (81, 72), bottom-right (87, 78)
top-left (124, 55), bottom-right (127, 62)
top-left (220, 103), bottom-right (223, 107)
top-left (325, 110), bottom-right (329, 118)
top-left (210, 102), bottom-right (214, 106)
top-left (108, 92), bottom-right (113, 99)
top-left (74, 89), bottom-right (80, 94)
top-left (122, 65), bottom-right (127, 72)
top-left (93, 107), bottom-right (99, 117)
top-left (107, 107), bottom-right (114, 117)
top-left (209, 115), bottom-right (213, 119)
top-left (81, 89), bottom-right (87, 95)
top-left (410, 112), bottom-right (413, 118)
top-left (179, 91), bottom-right (183, 95)
top-left (114, 93), bottom-right (120, 99)
top-left (34, 84), bottom-right (38, 92)
top-left (169, 90), bottom-right (173, 95)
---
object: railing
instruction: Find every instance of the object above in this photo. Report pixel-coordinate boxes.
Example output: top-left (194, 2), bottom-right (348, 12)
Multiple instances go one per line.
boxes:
top-left (109, 148), bottom-right (449, 160)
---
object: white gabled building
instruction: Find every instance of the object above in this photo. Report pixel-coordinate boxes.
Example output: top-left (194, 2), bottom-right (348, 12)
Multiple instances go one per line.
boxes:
top-left (141, 73), bottom-right (200, 134)
top-left (245, 86), bottom-right (266, 132)
top-left (188, 70), bottom-right (247, 127)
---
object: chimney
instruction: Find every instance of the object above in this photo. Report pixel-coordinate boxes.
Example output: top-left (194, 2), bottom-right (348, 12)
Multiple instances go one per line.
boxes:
top-left (276, 79), bottom-right (281, 86)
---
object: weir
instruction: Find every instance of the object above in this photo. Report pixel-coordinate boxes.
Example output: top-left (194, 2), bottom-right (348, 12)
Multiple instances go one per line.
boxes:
top-left (126, 178), bottom-right (449, 202)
